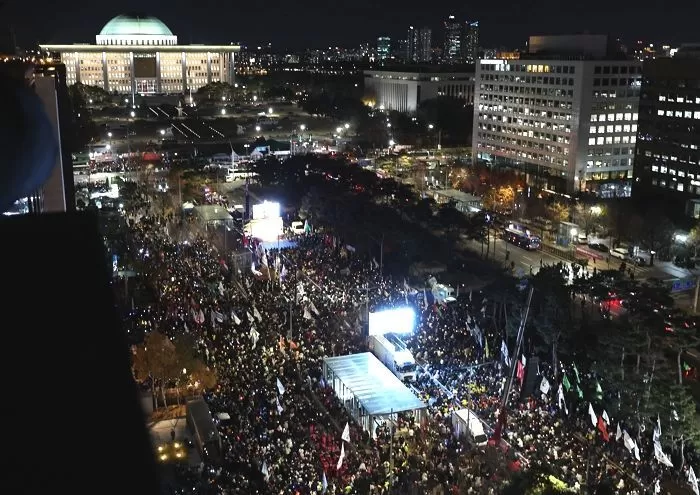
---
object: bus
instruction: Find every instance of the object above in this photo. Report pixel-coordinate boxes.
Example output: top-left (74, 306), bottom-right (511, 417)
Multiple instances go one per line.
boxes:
top-left (368, 333), bottom-right (417, 381)
top-left (503, 225), bottom-right (541, 251)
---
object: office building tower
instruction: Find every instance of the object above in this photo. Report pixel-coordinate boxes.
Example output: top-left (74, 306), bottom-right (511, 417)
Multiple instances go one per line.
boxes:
top-left (443, 15), bottom-right (462, 63)
top-left (377, 37), bottom-right (391, 61)
top-left (473, 35), bottom-right (642, 195)
top-left (365, 68), bottom-right (474, 113)
top-left (633, 51), bottom-right (700, 219)
top-left (463, 21), bottom-right (479, 63)
top-left (40, 14), bottom-right (238, 95)
top-left (406, 26), bottom-right (418, 62)
top-left (417, 28), bottom-right (432, 62)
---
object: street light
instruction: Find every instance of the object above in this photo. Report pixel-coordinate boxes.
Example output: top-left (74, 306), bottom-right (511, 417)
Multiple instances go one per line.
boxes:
top-left (428, 124), bottom-right (434, 130)
top-left (130, 111), bottom-right (135, 118)
top-left (344, 123), bottom-right (350, 129)
top-left (221, 109), bottom-right (226, 115)
top-left (255, 125), bottom-right (261, 132)
top-left (336, 127), bottom-right (343, 134)
top-left (107, 132), bottom-right (112, 138)
top-left (268, 107), bottom-right (273, 114)
top-left (160, 129), bottom-right (166, 136)
top-left (300, 124), bottom-right (306, 131)
top-left (389, 139), bottom-right (395, 147)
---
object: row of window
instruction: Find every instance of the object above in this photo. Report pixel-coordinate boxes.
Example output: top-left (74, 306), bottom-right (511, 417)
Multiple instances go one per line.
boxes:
top-left (592, 89), bottom-right (640, 99)
top-left (656, 109), bottom-right (700, 119)
top-left (589, 124), bottom-right (638, 134)
top-left (479, 114), bottom-right (572, 133)
top-left (592, 78), bottom-right (641, 87)
top-left (476, 141), bottom-right (569, 168)
top-left (477, 123), bottom-right (571, 145)
top-left (588, 147), bottom-right (635, 158)
top-left (479, 84), bottom-right (575, 97)
top-left (588, 136), bottom-right (637, 146)
top-left (590, 113), bottom-right (638, 122)
top-left (650, 165), bottom-right (698, 177)
top-left (480, 74), bottom-right (576, 87)
top-left (98, 39), bottom-right (176, 46)
top-left (480, 95), bottom-right (573, 110)
top-left (658, 95), bottom-right (700, 104)
top-left (650, 178), bottom-right (698, 194)
top-left (643, 150), bottom-right (700, 162)
top-left (480, 63), bottom-right (577, 74)
top-left (586, 158), bottom-right (632, 169)
top-left (594, 65), bottom-right (641, 75)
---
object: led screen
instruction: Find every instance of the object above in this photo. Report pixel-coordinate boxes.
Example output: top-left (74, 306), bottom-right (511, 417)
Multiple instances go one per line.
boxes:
top-left (368, 307), bottom-right (416, 336)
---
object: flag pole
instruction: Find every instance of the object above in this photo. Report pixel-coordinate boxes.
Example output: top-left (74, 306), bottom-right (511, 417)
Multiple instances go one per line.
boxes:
top-left (501, 286), bottom-right (534, 410)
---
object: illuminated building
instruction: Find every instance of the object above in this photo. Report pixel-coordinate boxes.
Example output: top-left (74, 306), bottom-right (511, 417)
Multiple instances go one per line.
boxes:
top-left (364, 68), bottom-right (474, 113)
top-left (417, 28), bottom-right (432, 63)
top-left (443, 15), bottom-right (462, 63)
top-left (633, 51), bottom-right (700, 218)
top-left (473, 35), bottom-right (642, 195)
top-left (463, 21), bottom-right (479, 63)
top-left (40, 14), bottom-right (238, 96)
top-left (377, 37), bottom-right (391, 61)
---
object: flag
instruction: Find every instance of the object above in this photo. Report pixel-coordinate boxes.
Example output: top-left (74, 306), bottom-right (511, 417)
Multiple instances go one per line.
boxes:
top-left (633, 442), bottom-right (640, 461)
top-left (337, 443), bottom-right (345, 470)
top-left (688, 466), bottom-right (699, 495)
top-left (341, 422), bottom-right (351, 443)
top-left (218, 281), bottom-right (224, 296)
top-left (484, 339), bottom-right (490, 359)
top-left (500, 340), bottom-right (511, 367)
top-left (232, 311), bottom-right (241, 325)
top-left (616, 423), bottom-right (623, 441)
top-left (521, 354), bottom-right (527, 367)
top-left (303, 307), bottom-right (314, 320)
top-left (653, 442), bottom-right (673, 467)
top-left (247, 311), bottom-right (254, 322)
top-left (653, 415), bottom-right (661, 444)
top-left (557, 384), bottom-right (568, 415)
top-left (261, 461), bottom-right (269, 480)
top-left (322, 472), bottom-right (328, 493)
top-left (573, 362), bottom-right (581, 383)
top-left (516, 359), bottom-right (525, 386)
top-left (276, 396), bottom-right (283, 414)
top-left (276, 377), bottom-right (285, 395)
top-left (602, 410), bottom-right (610, 425)
top-left (576, 384), bottom-right (584, 400)
top-left (588, 403), bottom-right (597, 427)
top-left (423, 289), bottom-right (428, 306)
top-left (310, 301), bottom-right (320, 315)
top-left (623, 430), bottom-right (635, 452)
top-left (249, 326), bottom-right (259, 349)
top-left (597, 415), bottom-right (610, 441)
top-left (562, 374), bottom-right (571, 391)
top-left (539, 376), bottom-right (551, 395)
top-left (280, 264), bottom-right (288, 279)
top-left (253, 306), bottom-right (262, 322)
top-left (595, 380), bottom-right (603, 399)
top-left (213, 310), bottom-right (224, 323)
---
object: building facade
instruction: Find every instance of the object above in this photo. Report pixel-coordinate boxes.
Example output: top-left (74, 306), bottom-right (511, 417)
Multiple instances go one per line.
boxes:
top-left (377, 37), bottom-right (391, 61)
top-left (463, 21), bottom-right (479, 64)
top-left (364, 69), bottom-right (474, 113)
top-left (40, 14), bottom-right (238, 95)
top-left (443, 16), bottom-right (462, 63)
top-left (417, 28), bottom-right (432, 63)
top-left (473, 46), bottom-right (642, 194)
top-left (633, 55), bottom-right (700, 218)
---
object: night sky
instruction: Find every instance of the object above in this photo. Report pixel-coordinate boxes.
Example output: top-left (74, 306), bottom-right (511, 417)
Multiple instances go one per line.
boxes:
top-left (3, 0), bottom-right (700, 50)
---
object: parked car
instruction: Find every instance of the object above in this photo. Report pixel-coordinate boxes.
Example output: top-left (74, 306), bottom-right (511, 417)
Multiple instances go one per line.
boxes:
top-left (610, 248), bottom-right (628, 260)
top-left (589, 243), bottom-right (609, 253)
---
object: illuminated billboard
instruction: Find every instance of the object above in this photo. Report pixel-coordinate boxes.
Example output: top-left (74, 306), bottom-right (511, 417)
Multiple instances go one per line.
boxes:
top-left (252, 200), bottom-right (280, 220)
top-left (368, 307), bottom-right (416, 336)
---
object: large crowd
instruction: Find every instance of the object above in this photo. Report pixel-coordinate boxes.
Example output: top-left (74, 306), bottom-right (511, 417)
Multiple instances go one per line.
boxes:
top-left (120, 194), bottom-right (698, 495)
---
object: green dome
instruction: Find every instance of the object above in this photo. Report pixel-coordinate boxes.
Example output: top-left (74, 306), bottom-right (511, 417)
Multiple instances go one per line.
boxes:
top-left (99, 15), bottom-right (173, 37)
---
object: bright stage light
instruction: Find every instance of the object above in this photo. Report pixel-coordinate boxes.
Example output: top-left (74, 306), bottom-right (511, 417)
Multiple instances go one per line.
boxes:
top-left (245, 217), bottom-right (283, 242)
top-left (252, 200), bottom-right (280, 220)
top-left (368, 307), bottom-right (416, 336)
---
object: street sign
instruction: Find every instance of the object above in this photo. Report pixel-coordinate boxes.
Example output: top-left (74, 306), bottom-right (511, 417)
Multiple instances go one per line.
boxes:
top-left (669, 277), bottom-right (697, 293)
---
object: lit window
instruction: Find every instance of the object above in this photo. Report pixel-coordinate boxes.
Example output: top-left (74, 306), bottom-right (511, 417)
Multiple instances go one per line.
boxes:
top-left (667, 111), bottom-right (674, 117)
top-left (588, 138), bottom-right (596, 145)
top-left (614, 125), bottom-right (622, 132)
top-left (630, 136), bottom-right (636, 143)
top-left (598, 126), bottom-right (605, 133)
top-left (677, 183), bottom-right (684, 191)
top-left (596, 137), bottom-right (604, 145)
top-left (632, 113), bottom-right (638, 120)
top-left (676, 111), bottom-right (683, 118)
top-left (671, 156), bottom-right (678, 161)
top-left (616, 113), bottom-right (623, 121)
top-left (605, 137), bottom-right (613, 144)
top-left (599, 114), bottom-right (606, 122)
top-left (607, 114), bottom-right (615, 121)
top-left (606, 125), bottom-right (614, 133)
top-left (590, 114), bottom-right (598, 122)
top-left (589, 126), bottom-right (597, 134)
top-left (677, 97), bottom-right (684, 103)
top-left (622, 136), bottom-right (630, 143)
top-left (614, 137), bottom-right (621, 144)
top-left (659, 95), bottom-right (666, 101)
top-left (678, 171), bottom-right (685, 177)
top-left (670, 169), bottom-right (677, 175)
top-left (651, 165), bottom-right (659, 172)
top-left (660, 166), bottom-right (667, 173)
top-left (694, 112), bottom-right (700, 119)
top-left (631, 124), bottom-right (637, 132)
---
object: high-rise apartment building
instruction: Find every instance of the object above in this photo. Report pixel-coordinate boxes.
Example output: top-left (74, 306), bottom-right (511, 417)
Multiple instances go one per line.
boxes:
top-left (406, 26), bottom-right (418, 62)
top-left (633, 51), bottom-right (700, 219)
top-left (443, 15), bottom-right (462, 63)
top-left (473, 35), bottom-right (642, 195)
top-left (377, 37), bottom-right (391, 61)
top-left (463, 21), bottom-right (479, 63)
top-left (418, 28), bottom-right (432, 63)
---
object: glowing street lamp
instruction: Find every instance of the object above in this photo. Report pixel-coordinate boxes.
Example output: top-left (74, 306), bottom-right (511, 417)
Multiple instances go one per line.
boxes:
top-left (160, 129), bottom-right (166, 136)
top-left (221, 109), bottom-right (226, 115)
top-left (268, 107), bottom-right (273, 114)
top-left (300, 124), bottom-right (306, 131)
top-left (344, 123), bottom-right (350, 129)
top-left (336, 127), bottom-right (343, 134)
top-left (107, 132), bottom-right (112, 138)
top-left (428, 124), bottom-right (434, 130)
top-left (130, 111), bottom-right (135, 118)
top-left (255, 125), bottom-right (261, 132)
top-left (389, 139), bottom-right (395, 147)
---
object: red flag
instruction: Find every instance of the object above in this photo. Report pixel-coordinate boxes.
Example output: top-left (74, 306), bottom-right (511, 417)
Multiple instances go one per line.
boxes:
top-left (597, 415), bottom-right (609, 441)
top-left (516, 360), bottom-right (525, 386)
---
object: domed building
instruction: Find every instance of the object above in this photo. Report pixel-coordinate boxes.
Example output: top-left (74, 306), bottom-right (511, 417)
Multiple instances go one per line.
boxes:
top-left (40, 14), bottom-right (238, 95)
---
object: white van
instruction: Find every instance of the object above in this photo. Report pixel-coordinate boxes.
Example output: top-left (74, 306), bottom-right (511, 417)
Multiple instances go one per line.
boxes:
top-left (290, 221), bottom-right (305, 235)
top-left (452, 409), bottom-right (488, 447)
top-left (610, 247), bottom-right (628, 260)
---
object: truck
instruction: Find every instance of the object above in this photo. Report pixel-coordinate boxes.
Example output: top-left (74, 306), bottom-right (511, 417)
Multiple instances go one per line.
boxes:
top-left (368, 333), bottom-right (417, 382)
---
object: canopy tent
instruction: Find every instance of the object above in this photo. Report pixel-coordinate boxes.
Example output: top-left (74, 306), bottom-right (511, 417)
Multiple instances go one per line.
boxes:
top-left (323, 353), bottom-right (426, 438)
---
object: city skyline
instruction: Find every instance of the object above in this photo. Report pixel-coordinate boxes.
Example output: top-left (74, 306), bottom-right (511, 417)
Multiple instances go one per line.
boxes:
top-left (3, 0), bottom-right (700, 50)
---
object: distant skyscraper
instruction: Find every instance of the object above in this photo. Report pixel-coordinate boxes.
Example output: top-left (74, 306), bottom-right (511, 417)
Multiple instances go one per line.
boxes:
top-left (406, 26), bottom-right (418, 62)
top-left (377, 37), bottom-right (391, 60)
top-left (418, 28), bottom-right (432, 62)
top-left (633, 52), bottom-right (700, 218)
top-left (463, 21), bottom-right (479, 63)
top-left (443, 15), bottom-right (462, 63)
